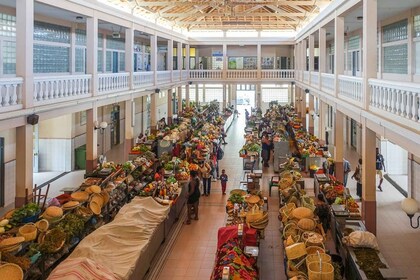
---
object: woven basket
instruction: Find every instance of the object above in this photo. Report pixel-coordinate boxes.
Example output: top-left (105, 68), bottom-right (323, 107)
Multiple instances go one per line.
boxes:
top-left (306, 253), bottom-right (331, 269)
top-left (302, 231), bottom-right (324, 247)
top-left (18, 223), bottom-right (37, 241)
top-left (283, 223), bottom-right (299, 239)
top-left (285, 242), bottom-right (307, 260)
top-left (0, 263), bottom-right (24, 280)
top-left (306, 246), bottom-right (325, 255)
top-left (307, 261), bottom-right (334, 280)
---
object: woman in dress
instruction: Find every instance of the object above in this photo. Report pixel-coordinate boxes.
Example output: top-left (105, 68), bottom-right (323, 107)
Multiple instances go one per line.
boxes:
top-left (186, 170), bottom-right (201, 224)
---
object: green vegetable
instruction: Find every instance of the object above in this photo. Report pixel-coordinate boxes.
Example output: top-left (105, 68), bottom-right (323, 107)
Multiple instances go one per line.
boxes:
top-left (228, 194), bottom-right (244, 204)
top-left (166, 176), bottom-right (177, 184)
top-left (56, 213), bottom-right (85, 243)
top-left (10, 203), bottom-right (40, 225)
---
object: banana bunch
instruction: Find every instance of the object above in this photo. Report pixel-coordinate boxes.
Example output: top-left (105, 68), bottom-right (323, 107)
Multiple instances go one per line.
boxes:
top-left (248, 212), bottom-right (269, 230)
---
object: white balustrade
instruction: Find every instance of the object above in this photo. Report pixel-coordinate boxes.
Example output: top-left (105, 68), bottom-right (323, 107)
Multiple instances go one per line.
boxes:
top-left (157, 71), bottom-right (171, 84)
top-left (338, 75), bottom-right (363, 103)
top-left (321, 73), bottom-right (335, 94)
top-left (310, 72), bottom-right (319, 87)
top-left (181, 70), bottom-right (189, 80)
top-left (303, 71), bottom-right (310, 83)
top-left (98, 72), bottom-right (129, 94)
top-left (370, 79), bottom-right (420, 122)
top-left (227, 70), bottom-right (257, 79)
top-left (33, 75), bottom-right (91, 103)
top-left (0, 78), bottom-right (23, 110)
top-left (133, 71), bottom-right (154, 89)
top-left (261, 70), bottom-right (295, 79)
top-left (189, 70), bottom-right (223, 79)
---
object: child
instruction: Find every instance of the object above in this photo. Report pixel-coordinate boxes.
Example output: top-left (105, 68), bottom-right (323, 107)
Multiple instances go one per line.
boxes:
top-left (220, 169), bottom-right (228, 195)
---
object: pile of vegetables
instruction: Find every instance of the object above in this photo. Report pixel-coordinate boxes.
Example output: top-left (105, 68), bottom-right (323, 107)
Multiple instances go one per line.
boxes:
top-left (354, 248), bottom-right (386, 280)
top-left (228, 194), bottom-right (244, 204)
top-left (243, 143), bottom-right (262, 153)
top-left (40, 228), bottom-right (66, 254)
top-left (56, 213), bottom-right (85, 243)
top-left (122, 161), bottom-right (135, 173)
top-left (166, 176), bottom-right (177, 184)
top-left (10, 203), bottom-right (41, 226)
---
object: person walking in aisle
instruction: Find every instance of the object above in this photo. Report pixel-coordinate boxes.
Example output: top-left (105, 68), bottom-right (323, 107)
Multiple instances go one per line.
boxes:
top-left (220, 169), bottom-right (228, 195)
top-left (343, 158), bottom-right (351, 187)
top-left (199, 160), bottom-right (212, 196)
top-left (186, 170), bottom-right (200, 224)
top-left (376, 147), bottom-right (386, 191)
top-left (352, 158), bottom-right (362, 198)
top-left (261, 132), bottom-right (271, 167)
top-left (315, 193), bottom-right (331, 233)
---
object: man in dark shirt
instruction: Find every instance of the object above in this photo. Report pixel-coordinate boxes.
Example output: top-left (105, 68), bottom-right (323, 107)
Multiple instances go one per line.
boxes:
top-left (376, 147), bottom-right (386, 191)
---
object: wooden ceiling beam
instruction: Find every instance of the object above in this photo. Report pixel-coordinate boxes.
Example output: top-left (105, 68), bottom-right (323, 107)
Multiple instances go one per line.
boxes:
top-left (162, 12), bottom-right (305, 17)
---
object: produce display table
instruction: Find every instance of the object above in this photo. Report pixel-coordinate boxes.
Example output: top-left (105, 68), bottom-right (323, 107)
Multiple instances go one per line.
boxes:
top-left (273, 141), bottom-right (290, 172)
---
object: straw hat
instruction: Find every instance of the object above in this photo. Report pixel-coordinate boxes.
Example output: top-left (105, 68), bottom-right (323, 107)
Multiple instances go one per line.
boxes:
top-left (89, 201), bottom-right (102, 215)
top-left (71, 191), bottom-right (89, 202)
top-left (100, 191), bottom-right (110, 205)
top-left (0, 236), bottom-right (25, 248)
top-left (0, 263), bottom-right (24, 280)
top-left (62, 201), bottom-right (80, 210)
top-left (44, 206), bottom-right (63, 219)
top-left (246, 195), bottom-right (261, 204)
top-left (90, 194), bottom-right (104, 208)
top-left (90, 185), bottom-right (102, 194)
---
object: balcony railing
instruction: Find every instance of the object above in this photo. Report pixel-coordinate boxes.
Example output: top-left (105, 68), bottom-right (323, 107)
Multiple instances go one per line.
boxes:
top-left (303, 71), bottom-right (309, 84)
top-left (190, 70), bottom-right (223, 79)
top-left (0, 78), bottom-right (23, 111)
top-left (157, 71), bottom-right (171, 84)
top-left (321, 73), bottom-right (335, 94)
top-left (98, 72), bottom-right (129, 94)
top-left (33, 75), bottom-right (91, 104)
top-left (310, 72), bottom-right (319, 87)
top-left (133, 71), bottom-right (153, 89)
top-left (338, 75), bottom-right (363, 104)
top-left (261, 70), bottom-right (295, 79)
top-left (227, 70), bottom-right (257, 79)
top-left (370, 79), bottom-right (420, 122)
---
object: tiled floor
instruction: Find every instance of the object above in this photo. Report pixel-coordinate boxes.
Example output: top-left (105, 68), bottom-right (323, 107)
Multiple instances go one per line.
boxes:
top-left (32, 114), bottom-right (419, 279)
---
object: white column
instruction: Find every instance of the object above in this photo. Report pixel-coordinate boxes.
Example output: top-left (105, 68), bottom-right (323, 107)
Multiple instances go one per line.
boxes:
top-left (15, 125), bottom-right (33, 207)
top-left (257, 43), bottom-right (262, 79)
top-left (222, 84), bottom-right (227, 110)
top-left (125, 27), bottom-right (134, 89)
top-left (223, 44), bottom-right (228, 79)
top-left (301, 39), bottom-right (307, 73)
top-left (185, 84), bottom-right (190, 107)
top-left (177, 86), bottom-right (182, 113)
top-left (361, 120), bottom-right (377, 234)
top-left (362, 0), bottom-right (377, 110)
top-left (319, 27), bottom-right (327, 90)
top-left (16, 0), bottom-right (34, 108)
top-left (167, 88), bottom-right (173, 124)
top-left (334, 110), bottom-right (344, 183)
top-left (150, 93), bottom-right (157, 131)
top-left (308, 94), bottom-right (315, 134)
top-left (177, 42), bottom-right (182, 74)
top-left (151, 35), bottom-right (157, 85)
top-left (168, 40), bottom-right (173, 76)
top-left (70, 23), bottom-right (76, 74)
top-left (86, 16), bottom-right (98, 96)
top-left (334, 13), bottom-right (345, 96)
top-left (86, 104), bottom-right (98, 173)
top-left (309, 34), bottom-right (315, 82)
top-left (318, 100), bottom-right (325, 141)
top-left (124, 100), bottom-right (134, 160)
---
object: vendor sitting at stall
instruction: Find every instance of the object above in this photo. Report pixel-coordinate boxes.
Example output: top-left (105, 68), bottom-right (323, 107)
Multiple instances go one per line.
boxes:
top-left (157, 117), bottom-right (167, 130)
top-left (154, 165), bottom-right (165, 182)
top-left (315, 193), bottom-right (331, 233)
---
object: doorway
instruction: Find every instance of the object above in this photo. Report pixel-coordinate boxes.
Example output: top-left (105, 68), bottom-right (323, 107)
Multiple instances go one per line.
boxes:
top-left (110, 105), bottom-right (120, 147)
top-left (351, 51), bottom-right (359, 76)
top-left (33, 124), bottom-right (39, 173)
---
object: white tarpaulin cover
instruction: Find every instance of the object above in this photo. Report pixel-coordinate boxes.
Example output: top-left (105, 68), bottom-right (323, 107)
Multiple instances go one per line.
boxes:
top-left (48, 197), bottom-right (170, 280)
